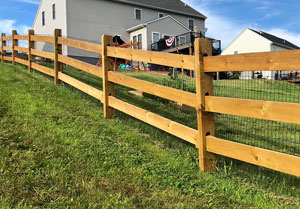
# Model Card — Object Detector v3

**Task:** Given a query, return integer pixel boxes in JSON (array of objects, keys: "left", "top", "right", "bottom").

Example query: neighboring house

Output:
[
  {"left": 222, "top": 28, "right": 300, "bottom": 79},
  {"left": 33, "top": 0, "right": 207, "bottom": 64}
]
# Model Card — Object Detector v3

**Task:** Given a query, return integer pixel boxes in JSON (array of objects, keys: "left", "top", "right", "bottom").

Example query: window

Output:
[
  {"left": 133, "top": 35, "right": 137, "bottom": 49},
  {"left": 42, "top": 11, "right": 45, "bottom": 26},
  {"left": 152, "top": 32, "right": 160, "bottom": 43},
  {"left": 135, "top": 9, "right": 141, "bottom": 20},
  {"left": 138, "top": 34, "right": 142, "bottom": 49},
  {"left": 179, "top": 36, "right": 186, "bottom": 45},
  {"left": 188, "top": 19, "right": 194, "bottom": 31},
  {"left": 158, "top": 13, "right": 164, "bottom": 18},
  {"left": 234, "top": 51, "right": 239, "bottom": 54},
  {"left": 52, "top": 4, "right": 56, "bottom": 20}
]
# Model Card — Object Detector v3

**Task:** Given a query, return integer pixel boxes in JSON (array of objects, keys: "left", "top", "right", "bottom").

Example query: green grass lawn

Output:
[{"left": 1, "top": 63, "right": 300, "bottom": 208}]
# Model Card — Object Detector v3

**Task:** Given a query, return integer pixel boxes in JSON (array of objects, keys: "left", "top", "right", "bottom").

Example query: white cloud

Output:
[
  {"left": 0, "top": 19, "right": 31, "bottom": 35},
  {"left": 182, "top": 0, "right": 247, "bottom": 48},
  {"left": 182, "top": 0, "right": 300, "bottom": 48}
]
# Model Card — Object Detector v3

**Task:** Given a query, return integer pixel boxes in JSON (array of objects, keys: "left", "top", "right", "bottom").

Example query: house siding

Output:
[
  {"left": 66, "top": 0, "right": 205, "bottom": 57},
  {"left": 33, "top": 0, "right": 67, "bottom": 55},
  {"left": 146, "top": 17, "right": 189, "bottom": 49}
]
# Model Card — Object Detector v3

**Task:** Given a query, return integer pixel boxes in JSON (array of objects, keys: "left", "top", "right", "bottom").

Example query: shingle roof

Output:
[
  {"left": 115, "top": 0, "right": 206, "bottom": 18},
  {"left": 249, "top": 28, "right": 300, "bottom": 49}
]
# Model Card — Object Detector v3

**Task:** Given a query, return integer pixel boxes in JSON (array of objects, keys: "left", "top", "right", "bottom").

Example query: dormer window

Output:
[
  {"left": 52, "top": 4, "right": 56, "bottom": 20},
  {"left": 189, "top": 19, "right": 194, "bottom": 31},
  {"left": 158, "top": 13, "right": 164, "bottom": 18},
  {"left": 135, "top": 9, "right": 142, "bottom": 20},
  {"left": 42, "top": 11, "right": 45, "bottom": 26}
]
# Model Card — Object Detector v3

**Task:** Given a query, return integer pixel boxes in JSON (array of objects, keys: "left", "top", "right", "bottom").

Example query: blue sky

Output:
[{"left": 1, "top": 0, "right": 300, "bottom": 48}]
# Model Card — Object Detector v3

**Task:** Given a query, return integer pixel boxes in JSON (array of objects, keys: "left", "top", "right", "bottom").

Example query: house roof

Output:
[
  {"left": 112, "top": 0, "right": 206, "bottom": 19},
  {"left": 127, "top": 15, "right": 190, "bottom": 32},
  {"left": 249, "top": 28, "right": 300, "bottom": 49}
]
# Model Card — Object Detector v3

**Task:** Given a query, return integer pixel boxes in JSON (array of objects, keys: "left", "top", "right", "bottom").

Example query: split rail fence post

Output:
[
  {"left": 28, "top": 29, "right": 34, "bottom": 72},
  {"left": 195, "top": 38, "right": 216, "bottom": 171},
  {"left": 101, "top": 35, "right": 115, "bottom": 119},
  {"left": 54, "top": 29, "right": 62, "bottom": 85},
  {"left": 1, "top": 33, "right": 6, "bottom": 63},
  {"left": 12, "top": 30, "right": 18, "bottom": 65}
]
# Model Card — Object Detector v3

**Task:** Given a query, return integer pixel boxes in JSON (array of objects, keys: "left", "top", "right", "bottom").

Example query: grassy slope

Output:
[{"left": 0, "top": 63, "right": 300, "bottom": 208}]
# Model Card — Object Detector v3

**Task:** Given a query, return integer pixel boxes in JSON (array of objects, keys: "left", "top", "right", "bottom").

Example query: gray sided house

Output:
[{"left": 33, "top": 0, "right": 207, "bottom": 64}]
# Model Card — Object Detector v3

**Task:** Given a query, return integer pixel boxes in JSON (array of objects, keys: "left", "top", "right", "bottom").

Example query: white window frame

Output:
[
  {"left": 52, "top": 3, "right": 56, "bottom": 20},
  {"left": 152, "top": 32, "right": 160, "bottom": 43},
  {"left": 42, "top": 11, "right": 45, "bottom": 26},
  {"left": 134, "top": 8, "right": 142, "bottom": 20},
  {"left": 178, "top": 36, "right": 186, "bottom": 45},
  {"left": 188, "top": 18, "right": 194, "bottom": 31},
  {"left": 158, "top": 13, "right": 164, "bottom": 18}
]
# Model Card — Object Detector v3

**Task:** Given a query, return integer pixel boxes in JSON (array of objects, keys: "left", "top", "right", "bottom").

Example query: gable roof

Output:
[
  {"left": 249, "top": 28, "right": 300, "bottom": 49},
  {"left": 111, "top": 0, "right": 206, "bottom": 19},
  {"left": 127, "top": 15, "right": 190, "bottom": 32}
]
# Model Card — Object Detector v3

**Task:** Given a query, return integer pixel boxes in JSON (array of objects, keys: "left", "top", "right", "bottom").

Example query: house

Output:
[
  {"left": 222, "top": 28, "right": 300, "bottom": 79},
  {"left": 33, "top": 0, "right": 207, "bottom": 64}
]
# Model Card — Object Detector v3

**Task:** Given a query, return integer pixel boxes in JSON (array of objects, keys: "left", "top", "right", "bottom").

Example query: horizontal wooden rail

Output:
[
  {"left": 15, "top": 46, "right": 29, "bottom": 53},
  {"left": 31, "top": 49, "right": 54, "bottom": 60},
  {"left": 108, "top": 96, "right": 197, "bottom": 145},
  {"left": 31, "top": 35, "right": 54, "bottom": 43},
  {"left": 2, "top": 36, "right": 12, "bottom": 41},
  {"left": 15, "top": 35, "right": 28, "bottom": 40},
  {"left": 204, "top": 49, "right": 300, "bottom": 72},
  {"left": 107, "top": 47, "right": 195, "bottom": 70},
  {"left": 15, "top": 57, "right": 28, "bottom": 66},
  {"left": 206, "top": 136, "right": 300, "bottom": 177},
  {"left": 58, "top": 55, "right": 102, "bottom": 78},
  {"left": 205, "top": 96, "right": 300, "bottom": 125},
  {"left": 32, "top": 62, "right": 54, "bottom": 77},
  {"left": 3, "top": 56, "right": 12, "bottom": 61},
  {"left": 108, "top": 72, "right": 197, "bottom": 107},
  {"left": 58, "top": 72, "right": 103, "bottom": 100},
  {"left": 3, "top": 46, "right": 12, "bottom": 51},
  {"left": 58, "top": 37, "right": 102, "bottom": 54}
]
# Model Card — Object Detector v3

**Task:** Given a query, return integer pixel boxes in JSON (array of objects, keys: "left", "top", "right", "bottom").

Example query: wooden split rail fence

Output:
[{"left": 1, "top": 29, "right": 300, "bottom": 177}]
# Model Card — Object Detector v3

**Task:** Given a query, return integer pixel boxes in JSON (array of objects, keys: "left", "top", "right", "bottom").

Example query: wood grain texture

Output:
[
  {"left": 15, "top": 35, "right": 28, "bottom": 40},
  {"left": 31, "top": 63, "right": 54, "bottom": 77},
  {"left": 12, "top": 30, "right": 18, "bottom": 65},
  {"left": 204, "top": 49, "right": 300, "bottom": 72},
  {"left": 195, "top": 38, "right": 216, "bottom": 172},
  {"left": 15, "top": 57, "right": 28, "bottom": 66},
  {"left": 206, "top": 136, "right": 300, "bottom": 177},
  {"left": 3, "top": 46, "right": 12, "bottom": 51},
  {"left": 3, "top": 56, "right": 13, "bottom": 61},
  {"left": 108, "top": 71, "right": 197, "bottom": 107},
  {"left": 14, "top": 46, "right": 29, "bottom": 53},
  {"left": 58, "top": 37, "right": 102, "bottom": 54},
  {"left": 2, "top": 36, "right": 12, "bottom": 41},
  {"left": 54, "top": 29, "right": 62, "bottom": 85},
  {"left": 102, "top": 35, "right": 115, "bottom": 119},
  {"left": 58, "top": 55, "right": 102, "bottom": 78},
  {"left": 58, "top": 72, "right": 103, "bottom": 101},
  {"left": 28, "top": 30, "right": 34, "bottom": 72},
  {"left": 107, "top": 46, "right": 195, "bottom": 70},
  {"left": 206, "top": 96, "right": 300, "bottom": 125},
  {"left": 31, "top": 49, "right": 54, "bottom": 60},
  {"left": 108, "top": 96, "right": 197, "bottom": 145},
  {"left": 31, "top": 35, "right": 54, "bottom": 43}
]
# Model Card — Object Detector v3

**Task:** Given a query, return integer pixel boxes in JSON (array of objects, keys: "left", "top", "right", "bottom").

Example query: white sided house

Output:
[
  {"left": 222, "top": 28, "right": 300, "bottom": 80},
  {"left": 33, "top": 0, "right": 207, "bottom": 64}
]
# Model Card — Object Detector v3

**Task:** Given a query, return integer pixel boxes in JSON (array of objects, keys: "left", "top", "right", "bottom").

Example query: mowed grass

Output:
[{"left": 0, "top": 63, "right": 300, "bottom": 208}]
